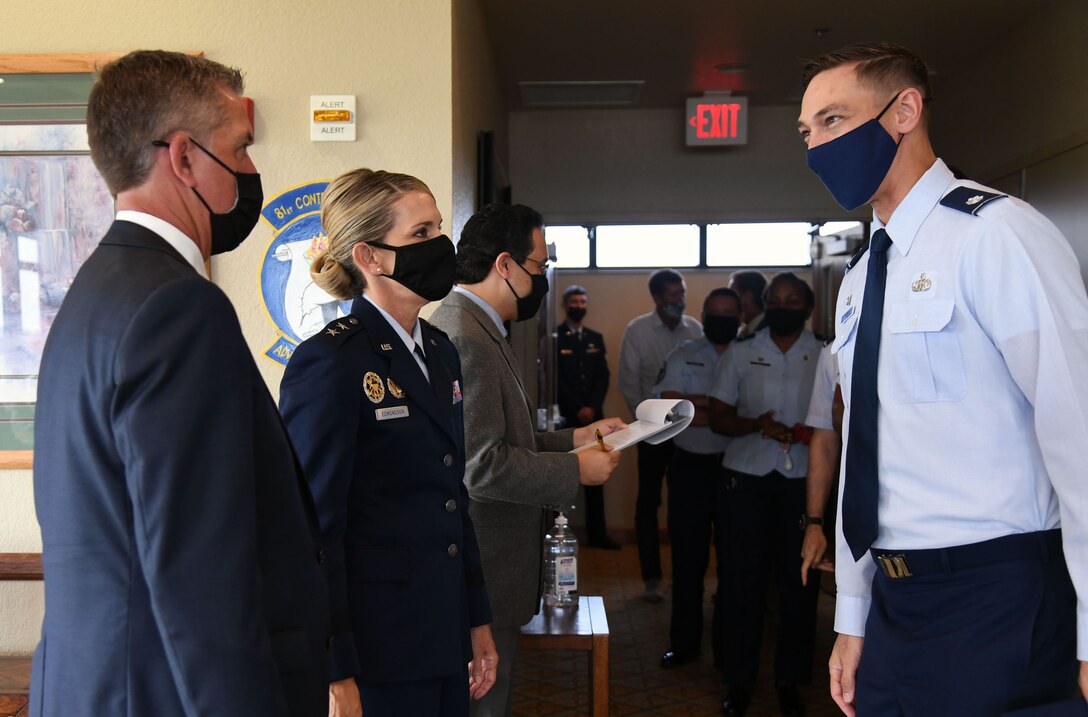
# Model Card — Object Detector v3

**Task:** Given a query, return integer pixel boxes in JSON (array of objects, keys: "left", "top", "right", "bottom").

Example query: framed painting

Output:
[{"left": 0, "top": 54, "right": 120, "bottom": 469}]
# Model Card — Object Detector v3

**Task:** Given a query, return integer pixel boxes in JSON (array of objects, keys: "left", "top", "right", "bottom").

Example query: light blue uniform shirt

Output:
[
  {"left": 709, "top": 328, "right": 820, "bottom": 479},
  {"left": 804, "top": 344, "right": 838, "bottom": 431},
  {"left": 654, "top": 336, "right": 731, "bottom": 455},
  {"left": 831, "top": 159, "right": 1088, "bottom": 659}
]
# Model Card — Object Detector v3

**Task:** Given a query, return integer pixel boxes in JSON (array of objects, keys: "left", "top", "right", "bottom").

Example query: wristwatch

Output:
[{"left": 799, "top": 514, "right": 824, "bottom": 529}]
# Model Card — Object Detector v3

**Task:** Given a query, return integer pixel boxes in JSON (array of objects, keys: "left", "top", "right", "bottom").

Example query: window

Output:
[
  {"left": 545, "top": 225, "right": 590, "bottom": 268},
  {"left": 706, "top": 222, "right": 812, "bottom": 267},
  {"left": 595, "top": 224, "right": 699, "bottom": 268}
]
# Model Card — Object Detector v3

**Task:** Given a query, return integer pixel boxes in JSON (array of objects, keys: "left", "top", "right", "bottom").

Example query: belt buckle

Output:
[{"left": 877, "top": 554, "right": 913, "bottom": 579}]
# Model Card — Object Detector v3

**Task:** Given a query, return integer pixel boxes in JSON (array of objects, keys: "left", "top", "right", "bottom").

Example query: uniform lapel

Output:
[{"left": 352, "top": 298, "right": 455, "bottom": 441}]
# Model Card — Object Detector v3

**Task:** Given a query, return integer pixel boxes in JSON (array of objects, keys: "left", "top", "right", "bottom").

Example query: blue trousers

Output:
[
  {"left": 360, "top": 672, "right": 469, "bottom": 717},
  {"left": 857, "top": 531, "right": 1078, "bottom": 716}
]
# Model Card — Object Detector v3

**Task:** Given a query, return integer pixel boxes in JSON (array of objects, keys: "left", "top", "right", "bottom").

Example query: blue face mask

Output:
[{"left": 806, "top": 93, "right": 902, "bottom": 211}]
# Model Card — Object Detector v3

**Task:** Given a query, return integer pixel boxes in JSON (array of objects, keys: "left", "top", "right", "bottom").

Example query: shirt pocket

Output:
[{"left": 886, "top": 299, "right": 966, "bottom": 403}]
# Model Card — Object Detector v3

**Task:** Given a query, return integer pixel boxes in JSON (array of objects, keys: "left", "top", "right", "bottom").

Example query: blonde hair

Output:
[{"left": 311, "top": 168, "right": 433, "bottom": 300}]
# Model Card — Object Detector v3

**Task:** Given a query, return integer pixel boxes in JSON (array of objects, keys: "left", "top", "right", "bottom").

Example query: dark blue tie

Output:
[{"left": 843, "top": 228, "right": 892, "bottom": 561}]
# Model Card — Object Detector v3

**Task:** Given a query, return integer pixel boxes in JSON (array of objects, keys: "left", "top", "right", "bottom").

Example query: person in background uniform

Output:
[
  {"left": 430, "top": 203, "right": 625, "bottom": 717},
  {"left": 618, "top": 268, "right": 704, "bottom": 602},
  {"left": 709, "top": 273, "right": 822, "bottom": 717},
  {"left": 729, "top": 270, "right": 768, "bottom": 338},
  {"left": 279, "top": 169, "right": 497, "bottom": 717},
  {"left": 655, "top": 287, "right": 741, "bottom": 669},
  {"left": 799, "top": 344, "right": 842, "bottom": 587},
  {"left": 799, "top": 41, "right": 1088, "bottom": 717},
  {"left": 557, "top": 284, "right": 619, "bottom": 549},
  {"left": 30, "top": 51, "right": 330, "bottom": 717}
]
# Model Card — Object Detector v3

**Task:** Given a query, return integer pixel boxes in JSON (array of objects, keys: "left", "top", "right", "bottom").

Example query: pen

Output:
[{"left": 595, "top": 429, "right": 607, "bottom": 451}]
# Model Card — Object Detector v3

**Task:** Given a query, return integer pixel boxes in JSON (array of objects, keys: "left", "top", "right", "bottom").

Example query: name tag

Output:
[
  {"left": 560, "top": 349, "right": 574, "bottom": 355},
  {"left": 375, "top": 406, "right": 409, "bottom": 421}
]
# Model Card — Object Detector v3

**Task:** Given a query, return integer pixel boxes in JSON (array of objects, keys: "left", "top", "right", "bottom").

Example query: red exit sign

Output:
[{"left": 685, "top": 96, "right": 748, "bottom": 146}]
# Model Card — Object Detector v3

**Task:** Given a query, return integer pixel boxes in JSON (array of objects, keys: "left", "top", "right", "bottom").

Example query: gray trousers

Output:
[{"left": 468, "top": 625, "right": 521, "bottom": 717}]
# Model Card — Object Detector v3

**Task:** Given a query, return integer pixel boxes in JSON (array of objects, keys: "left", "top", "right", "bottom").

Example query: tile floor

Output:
[{"left": 512, "top": 543, "right": 840, "bottom": 716}]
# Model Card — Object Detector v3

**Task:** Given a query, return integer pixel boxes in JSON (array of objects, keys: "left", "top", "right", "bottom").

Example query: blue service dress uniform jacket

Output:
[
  {"left": 556, "top": 324, "right": 609, "bottom": 424},
  {"left": 31, "top": 221, "right": 331, "bottom": 717},
  {"left": 279, "top": 296, "right": 492, "bottom": 685}
]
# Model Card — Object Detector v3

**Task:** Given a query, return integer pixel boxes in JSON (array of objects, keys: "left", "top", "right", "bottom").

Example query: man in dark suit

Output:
[
  {"left": 30, "top": 51, "right": 329, "bottom": 717},
  {"left": 556, "top": 284, "right": 619, "bottom": 549}
]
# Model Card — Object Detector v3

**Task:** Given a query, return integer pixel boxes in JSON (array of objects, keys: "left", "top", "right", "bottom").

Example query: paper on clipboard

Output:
[{"left": 571, "top": 398, "right": 695, "bottom": 453}]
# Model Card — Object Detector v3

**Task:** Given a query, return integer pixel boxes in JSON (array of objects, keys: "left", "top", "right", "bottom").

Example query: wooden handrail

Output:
[{"left": 0, "top": 554, "right": 42, "bottom": 581}]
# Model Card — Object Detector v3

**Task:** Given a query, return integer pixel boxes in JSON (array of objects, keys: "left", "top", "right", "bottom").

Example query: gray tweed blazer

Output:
[{"left": 430, "top": 290, "right": 580, "bottom": 628}]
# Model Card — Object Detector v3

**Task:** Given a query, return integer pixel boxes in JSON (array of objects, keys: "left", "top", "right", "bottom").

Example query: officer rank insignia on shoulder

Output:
[
  {"left": 364, "top": 371, "right": 385, "bottom": 403},
  {"left": 321, "top": 315, "right": 360, "bottom": 340},
  {"left": 939, "top": 186, "right": 1008, "bottom": 216}
]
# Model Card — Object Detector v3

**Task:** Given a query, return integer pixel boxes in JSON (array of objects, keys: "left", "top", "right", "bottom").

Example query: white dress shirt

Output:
[
  {"left": 618, "top": 310, "right": 703, "bottom": 416},
  {"left": 831, "top": 159, "right": 1088, "bottom": 659},
  {"left": 115, "top": 210, "right": 206, "bottom": 279},
  {"left": 710, "top": 328, "right": 820, "bottom": 478},
  {"left": 453, "top": 285, "right": 507, "bottom": 337},
  {"left": 653, "top": 336, "right": 731, "bottom": 455},
  {"left": 362, "top": 293, "right": 428, "bottom": 382}
]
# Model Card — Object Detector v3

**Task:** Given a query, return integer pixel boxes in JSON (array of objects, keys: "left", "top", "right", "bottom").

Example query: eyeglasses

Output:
[{"left": 523, "top": 256, "right": 550, "bottom": 274}]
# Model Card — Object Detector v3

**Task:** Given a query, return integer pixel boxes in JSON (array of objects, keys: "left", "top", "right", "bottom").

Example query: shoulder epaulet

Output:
[
  {"left": 314, "top": 314, "right": 363, "bottom": 345},
  {"left": 420, "top": 317, "right": 448, "bottom": 340},
  {"left": 822, "top": 335, "right": 834, "bottom": 347},
  {"left": 813, "top": 332, "right": 829, "bottom": 344},
  {"left": 939, "top": 186, "right": 1008, "bottom": 216},
  {"left": 846, "top": 239, "right": 869, "bottom": 271}
]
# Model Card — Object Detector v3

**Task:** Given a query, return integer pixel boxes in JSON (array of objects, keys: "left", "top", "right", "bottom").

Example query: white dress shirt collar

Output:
[
  {"left": 115, "top": 210, "right": 207, "bottom": 279},
  {"left": 453, "top": 285, "right": 508, "bottom": 338},
  {"left": 876, "top": 158, "right": 954, "bottom": 258},
  {"left": 362, "top": 293, "right": 424, "bottom": 354}
]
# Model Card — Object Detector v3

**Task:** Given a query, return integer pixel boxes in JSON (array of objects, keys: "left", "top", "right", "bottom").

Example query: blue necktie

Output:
[{"left": 843, "top": 228, "right": 892, "bottom": 561}]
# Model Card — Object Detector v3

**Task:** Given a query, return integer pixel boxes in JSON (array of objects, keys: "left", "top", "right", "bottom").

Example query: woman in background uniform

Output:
[{"left": 280, "top": 168, "right": 497, "bottom": 717}]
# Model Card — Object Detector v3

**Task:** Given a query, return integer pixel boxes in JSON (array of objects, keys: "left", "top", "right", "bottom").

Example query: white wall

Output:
[{"left": 0, "top": 0, "right": 458, "bottom": 655}]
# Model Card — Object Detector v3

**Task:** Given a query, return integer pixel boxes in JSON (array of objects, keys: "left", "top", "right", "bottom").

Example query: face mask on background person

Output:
[
  {"left": 368, "top": 234, "right": 456, "bottom": 301},
  {"left": 703, "top": 315, "right": 739, "bottom": 345},
  {"left": 566, "top": 307, "right": 586, "bottom": 323},
  {"left": 505, "top": 260, "right": 549, "bottom": 321},
  {"left": 806, "top": 92, "right": 903, "bottom": 211},
  {"left": 659, "top": 300, "right": 686, "bottom": 320},
  {"left": 763, "top": 308, "right": 808, "bottom": 337}
]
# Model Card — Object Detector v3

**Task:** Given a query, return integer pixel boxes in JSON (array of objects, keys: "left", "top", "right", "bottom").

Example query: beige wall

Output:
[{"left": 0, "top": 0, "right": 459, "bottom": 655}]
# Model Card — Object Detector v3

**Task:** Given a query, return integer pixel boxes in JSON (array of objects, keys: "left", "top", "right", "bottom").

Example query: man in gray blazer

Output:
[{"left": 430, "top": 203, "right": 623, "bottom": 717}]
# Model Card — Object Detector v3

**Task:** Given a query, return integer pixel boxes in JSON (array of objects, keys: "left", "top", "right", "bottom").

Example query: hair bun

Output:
[{"left": 310, "top": 250, "right": 355, "bottom": 300}]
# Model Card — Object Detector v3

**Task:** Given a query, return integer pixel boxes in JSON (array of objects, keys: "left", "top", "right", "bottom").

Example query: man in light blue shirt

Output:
[
  {"left": 799, "top": 41, "right": 1088, "bottom": 716},
  {"left": 654, "top": 287, "right": 740, "bottom": 670}
]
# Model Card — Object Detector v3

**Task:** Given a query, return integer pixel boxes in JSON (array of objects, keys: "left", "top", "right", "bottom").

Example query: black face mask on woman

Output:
[
  {"left": 764, "top": 308, "right": 808, "bottom": 337},
  {"left": 368, "top": 234, "right": 456, "bottom": 301},
  {"left": 505, "top": 260, "right": 550, "bottom": 321},
  {"left": 703, "top": 315, "right": 739, "bottom": 345}
]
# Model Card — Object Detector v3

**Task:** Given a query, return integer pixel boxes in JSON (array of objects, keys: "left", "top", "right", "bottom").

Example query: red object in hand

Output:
[{"left": 791, "top": 423, "right": 813, "bottom": 445}]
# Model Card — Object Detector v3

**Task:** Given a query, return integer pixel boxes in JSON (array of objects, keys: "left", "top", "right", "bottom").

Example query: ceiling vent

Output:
[{"left": 518, "top": 80, "right": 645, "bottom": 107}]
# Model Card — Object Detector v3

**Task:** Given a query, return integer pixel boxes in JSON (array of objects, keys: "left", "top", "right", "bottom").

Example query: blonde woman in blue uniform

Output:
[{"left": 280, "top": 169, "right": 497, "bottom": 717}]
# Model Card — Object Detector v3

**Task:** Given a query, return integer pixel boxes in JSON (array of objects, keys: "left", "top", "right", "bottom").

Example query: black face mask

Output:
[
  {"left": 703, "top": 315, "right": 739, "bottom": 345},
  {"left": 566, "top": 307, "right": 587, "bottom": 323},
  {"left": 505, "top": 260, "right": 549, "bottom": 321},
  {"left": 764, "top": 308, "right": 808, "bottom": 337},
  {"left": 153, "top": 137, "right": 264, "bottom": 255},
  {"left": 369, "top": 234, "right": 456, "bottom": 301}
]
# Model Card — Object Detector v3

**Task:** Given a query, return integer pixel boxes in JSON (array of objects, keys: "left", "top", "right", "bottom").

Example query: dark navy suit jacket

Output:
[
  {"left": 279, "top": 296, "right": 491, "bottom": 685},
  {"left": 556, "top": 323, "right": 609, "bottom": 425},
  {"left": 31, "top": 221, "right": 330, "bottom": 716}
]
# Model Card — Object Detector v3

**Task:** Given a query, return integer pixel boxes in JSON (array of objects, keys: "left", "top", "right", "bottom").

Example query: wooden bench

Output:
[
  {"left": 520, "top": 595, "right": 609, "bottom": 717},
  {"left": 0, "top": 553, "right": 41, "bottom": 717}
]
